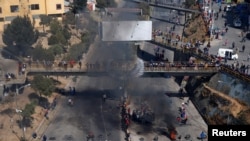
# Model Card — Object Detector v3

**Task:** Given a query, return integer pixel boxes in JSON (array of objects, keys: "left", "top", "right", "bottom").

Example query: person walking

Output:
[
  {"left": 225, "top": 27, "right": 228, "bottom": 32},
  {"left": 242, "top": 45, "right": 245, "bottom": 52},
  {"left": 232, "top": 42, "right": 235, "bottom": 48},
  {"left": 224, "top": 21, "right": 227, "bottom": 27}
]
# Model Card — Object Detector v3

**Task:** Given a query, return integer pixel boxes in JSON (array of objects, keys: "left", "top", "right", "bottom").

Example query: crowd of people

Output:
[
  {"left": 144, "top": 60, "right": 218, "bottom": 71},
  {"left": 151, "top": 14, "right": 250, "bottom": 82}
]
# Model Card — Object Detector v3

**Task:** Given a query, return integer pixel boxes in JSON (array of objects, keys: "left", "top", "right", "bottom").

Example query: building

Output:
[{"left": 0, "top": 0, "right": 65, "bottom": 32}]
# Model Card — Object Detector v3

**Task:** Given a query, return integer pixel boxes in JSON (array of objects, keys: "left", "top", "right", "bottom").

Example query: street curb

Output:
[
  {"left": 28, "top": 96, "right": 64, "bottom": 141},
  {"left": 28, "top": 76, "right": 79, "bottom": 141}
]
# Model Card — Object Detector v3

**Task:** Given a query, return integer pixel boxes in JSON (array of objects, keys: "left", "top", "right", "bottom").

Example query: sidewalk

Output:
[
  {"left": 28, "top": 77, "right": 77, "bottom": 141},
  {"left": 29, "top": 96, "right": 63, "bottom": 141}
]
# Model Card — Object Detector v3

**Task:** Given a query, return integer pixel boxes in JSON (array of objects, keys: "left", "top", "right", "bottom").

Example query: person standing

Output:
[
  {"left": 78, "top": 61, "right": 82, "bottom": 69},
  {"left": 225, "top": 27, "right": 228, "bottom": 32},
  {"left": 43, "top": 135, "right": 47, "bottom": 141},
  {"left": 199, "top": 131, "right": 207, "bottom": 140},
  {"left": 236, "top": 47, "right": 239, "bottom": 54},
  {"left": 10, "top": 118, "right": 13, "bottom": 128}
]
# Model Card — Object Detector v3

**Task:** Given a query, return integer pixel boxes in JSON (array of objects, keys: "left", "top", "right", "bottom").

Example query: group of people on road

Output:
[
  {"left": 67, "top": 86, "right": 76, "bottom": 106},
  {"left": 177, "top": 102, "right": 188, "bottom": 125},
  {"left": 120, "top": 97, "right": 131, "bottom": 141}
]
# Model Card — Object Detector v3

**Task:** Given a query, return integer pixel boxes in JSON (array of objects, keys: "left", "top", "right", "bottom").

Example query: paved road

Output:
[
  {"left": 43, "top": 1, "right": 208, "bottom": 141},
  {"left": 200, "top": 2, "right": 250, "bottom": 68},
  {"left": 43, "top": 75, "right": 207, "bottom": 141},
  {"left": 43, "top": 77, "right": 124, "bottom": 141}
]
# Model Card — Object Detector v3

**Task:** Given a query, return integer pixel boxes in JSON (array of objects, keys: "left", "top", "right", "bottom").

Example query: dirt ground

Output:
[
  {"left": 203, "top": 84, "right": 249, "bottom": 117},
  {"left": 202, "top": 84, "right": 250, "bottom": 124},
  {"left": 0, "top": 9, "right": 92, "bottom": 141},
  {"left": 0, "top": 76, "right": 70, "bottom": 141}
]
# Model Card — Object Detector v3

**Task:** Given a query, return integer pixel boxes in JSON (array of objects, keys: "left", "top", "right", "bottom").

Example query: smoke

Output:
[
  {"left": 81, "top": 1, "right": 146, "bottom": 85},
  {"left": 83, "top": 0, "right": 180, "bottom": 113}
]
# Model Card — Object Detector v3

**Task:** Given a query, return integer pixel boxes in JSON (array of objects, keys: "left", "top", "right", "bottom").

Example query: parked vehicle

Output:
[
  {"left": 233, "top": 18, "right": 242, "bottom": 27},
  {"left": 226, "top": 5, "right": 232, "bottom": 11},
  {"left": 217, "top": 48, "right": 238, "bottom": 60}
]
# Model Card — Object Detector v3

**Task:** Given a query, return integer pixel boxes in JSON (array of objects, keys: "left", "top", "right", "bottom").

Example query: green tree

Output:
[
  {"left": 32, "top": 46, "right": 55, "bottom": 61},
  {"left": 31, "top": 74, "right": 55, "bottom": 98},
  {"left": 39, "top": 15, "right": 52, "bottom": 33},
  {"left": 48, "top": 35, "right": 59, "bottom": 45},
  {"left": 65, "top": 42, "right": 86, "bottom": 61},
  {"left": 55, "top": 30, "right": 67, "bottom": 45},
  {"left": 62, "top": 12, "right": 76, "bottom": 25},
  {"left": 70, "top": 0, "right": 87, "bottom": 14},
  {"left": 62, "top": 25, "right": 71, "bottom": 41},
  {"left": 49, "top": 20, "right": 71, "bottom": 45},
  {"left": 81, "top": 32, "right": 90, "bottom": 43},
  {"left": 21, "top": 101, "right": 37, "bottom": 118},
  {"left": 48, "top": 44, "right": 64, "bottom": 56},
  {"left": 2, "top": 16, "right": 39, "bottom": 55},
  {"left": 50, "top": 19, "right": 62, "bottom": 35}
]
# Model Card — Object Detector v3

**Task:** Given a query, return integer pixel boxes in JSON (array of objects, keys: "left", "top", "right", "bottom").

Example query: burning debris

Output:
[{"left": 131, "top": 102, "right": 155, "bottom": 124}]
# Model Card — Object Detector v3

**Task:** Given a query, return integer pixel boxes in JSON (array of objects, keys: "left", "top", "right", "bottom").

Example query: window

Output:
[
  {"left": 10, "top": 5, "right": 19, "bottom": 13},
  {"left": 0, "top": 18, "right": 4, "bottom": 22},
  {"left": 30, "top": 4, "right": 39, "bottom": 10},
  {"left": 0, "top": 7, "right": 2, "bottom": 14},
  {"left": 56, "top": 4, "right": 62, "bottom": 10}
]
